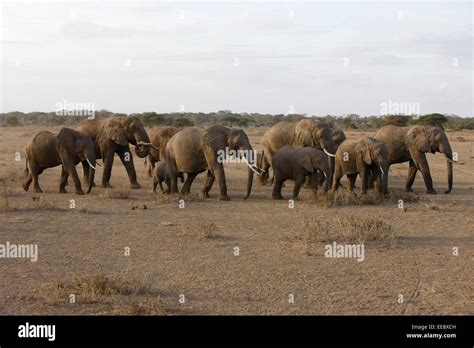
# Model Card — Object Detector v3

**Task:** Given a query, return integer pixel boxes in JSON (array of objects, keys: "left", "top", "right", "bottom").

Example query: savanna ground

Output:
[{"left": 0, "top": 126, "right": 473, "bottom": 315}]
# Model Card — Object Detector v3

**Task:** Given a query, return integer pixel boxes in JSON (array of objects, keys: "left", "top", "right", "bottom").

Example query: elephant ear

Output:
[
  {"left": 407, "top": 127, "right": 431, "bottom": 153},
  {"left": 300, "top": 152, "right": 315, "bottom": 173},
  {"left": 294, "top": 120, "right": 316, "bottom": 147},
  {"left": 203, "top": 125, "right": 228, "bottom": 152},
  {"left": 101, "top": 118, "right": 128, "bottom": 146}
]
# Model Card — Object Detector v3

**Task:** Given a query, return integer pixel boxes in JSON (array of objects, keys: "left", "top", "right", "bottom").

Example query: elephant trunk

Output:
[
  {"left": 445, "top": 158, "right": 453, "bottom": 194},
  {"left": 241, "top": 145, "right": 257, "bottom": 200},
  {"left": 439, "top": 139, "right": 453, "bottom": 194},
  {"left": 85, "top": 155, "right": 96, "bottom": 194}
]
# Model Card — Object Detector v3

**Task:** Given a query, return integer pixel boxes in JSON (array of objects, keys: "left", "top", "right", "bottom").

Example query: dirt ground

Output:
[{"left": 0, "top": 126, "right": 473, "bottom": 315}]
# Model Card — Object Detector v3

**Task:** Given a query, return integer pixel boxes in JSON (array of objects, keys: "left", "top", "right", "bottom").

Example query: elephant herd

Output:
[{"left": 21, "top": 116, "right": 457, "bottom": 201}]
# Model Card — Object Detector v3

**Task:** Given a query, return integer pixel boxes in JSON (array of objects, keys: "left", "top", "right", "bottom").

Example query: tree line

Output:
[{"left": 1, "top": 110, "right": 473, "bottom": 130}]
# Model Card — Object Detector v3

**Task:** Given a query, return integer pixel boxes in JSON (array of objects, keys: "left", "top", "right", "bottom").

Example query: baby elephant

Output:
[
  {"left": 152, "top": 161, "right": 184, "bottom": 193},
  {"left": 333, "top": 137, "right": 389, "bottom": 194},
  {"left": 272, "top": 145, "right": 331, "bottom": 200},
  {"left": 23, "top": 128, "right": 97, "bottom": 195}
]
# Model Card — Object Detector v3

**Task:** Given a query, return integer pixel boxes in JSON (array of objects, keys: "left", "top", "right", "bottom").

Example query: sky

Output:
[{"left": 1, "top": 0, "right": 473, "bottom": 116}]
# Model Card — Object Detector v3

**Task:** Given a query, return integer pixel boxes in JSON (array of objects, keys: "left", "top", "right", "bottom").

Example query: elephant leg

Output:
[
  {"left": 258, "top": 152, "right": 272, "bottom": 185},
  {"left": 202, "top": 170, "right": 215, "bottom": 198},
  {"left": 22, "top": 174, "right": 33, "bottom": 191},
  {"left": 152, "top": 177, "right": 158, "bottom": 193},
  {"left": 22, "top": 159, "right": 33, "bottom": 191},
  {"left": 31, "top": 165, "right": 43, "bottom": 193},
  {"left": 82, "top": 160, "right": 90, "bottom": 183},
  {"left": 204, "top": 150, "right": 229, "bottom": 201},
  {"left": 413, "top": 153, "right": 436, "bottom": 194},
  {"left": 405, "top": 160, "right": 418, "bottom": 192},
  {"left": 332, "top": 165, "right": 343, "bottom": 192},
  {"left": 163, "top": 177, "right": 171, "bottom": 193},
  {"left": 347, "top": 174, "right": 357, "bottom": 192},
  {"left": 101, "top": 149, "right": 115, "bottom": 188},
  {"left": 117, "top": 146, "right": 140, "bottom": 189},
  {"left": 293, "top": 174, "right": 305, "bottom": 200},
  {"left": 167, "top": 160, "right": 179, "bottom": 194},
  {"left": 304, "top": 175, "right": 311, "bottom": 188},
  {"left": 272, "top": 174, "right": 284, "bottom": 200},
  {"left": 181, "top": 172, "right": 198, "bottom": 195},
  {"left": 59, "top": 166, "right": 69, "bottom": 193},
  {"left": 62, "top": 157, "right": 84, "bottom": 195}
]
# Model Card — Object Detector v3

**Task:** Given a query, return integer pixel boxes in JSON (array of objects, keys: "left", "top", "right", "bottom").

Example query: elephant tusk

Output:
[
  {"left": 323, "top": 148, "right": 336, "bottom": 157},
  {"left": 379, "top": 166, "right": 385, "bottom": 175},
  {"left": 443, "top": 154, "right": 464, "bottom": 164},
  {"left": 86, "top": 158, "right": 96, "bottom": 170},
  {"left": 241, "top": 157, "right": 261, "bottom": 176},
  {"left": 323, "top": 171, "right": 327, "bottom": 178},
  {"left": 137, "top": 141, "right": 159, "bottom": 149}
]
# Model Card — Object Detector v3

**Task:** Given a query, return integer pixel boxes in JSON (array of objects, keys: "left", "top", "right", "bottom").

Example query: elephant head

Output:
[
  {"left": 428, "top": 127, "right": 454, "bottom": 193},
  {"left": 294, "top": 119, "right": 336, "bottom": 186},
  {"left": 57, "top": 128, "right": 97, "bottom": 193},
  {"left": 356, "top": 137, "right": 389, "bottom": 194},
  {"left": 99, "top": 116, "right": 157, "bottom": 158},
  {"left": 407, "top": 126, "right": 453, "bottom": 194},
  {"left": 298, "top": 148, "right": 331, "bottom": 193},
  {"left": 332, "top": 128, "right": 347, "bottom": 150}
]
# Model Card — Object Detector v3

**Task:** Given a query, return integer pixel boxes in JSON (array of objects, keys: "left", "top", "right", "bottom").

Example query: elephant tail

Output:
[{"left": 24, "top": 156, "right": 29, "bottom": 176}]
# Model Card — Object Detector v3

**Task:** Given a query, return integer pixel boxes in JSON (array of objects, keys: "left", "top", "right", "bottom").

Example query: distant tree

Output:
[
  {"left": 173, "top": 118, "right": 194, "bottom": 128},
  {"left": 383, "top": 115, "right": 411, "bottom": 127},
  {"left": 414, "top": 113, "right": 448, "bottom": 129},
  {"left": 222, "top": 116, "right": 240, "bottom": 127},
  {"left": 341, "top": 116, "right": 358, "bottom": 129},
  {"left": 5, "top": 115, "right": 20, "bottom": 126}
]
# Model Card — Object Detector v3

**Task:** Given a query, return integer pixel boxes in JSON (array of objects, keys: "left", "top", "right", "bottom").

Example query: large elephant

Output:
[
  {"left": 271, "top": 145, "right": 331, "bottom": 200},
  {"left": 165, "top": 125, "right": 259, "bottom": 201},
  {"left": 22, "top": 128, "right": 97, "bottom": 194},
  {"left": 77, "top": 116, "right": 156, "bottom": 189},
  {"left": 259, "top": 119, "right": 336, "bottom": 185},
  {"left": 333, "top": 137, "right": 389, "bottom": 194},
  {"left": 145, "top": 127, "right": 179, "bottom": 177},
  {"left": 374, "top": 125, "right": 455, "bottom": 194}
]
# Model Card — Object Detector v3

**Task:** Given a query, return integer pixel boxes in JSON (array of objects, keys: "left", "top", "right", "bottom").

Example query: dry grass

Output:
[
  {"left": 29, "top": 196, "right": 61, "bottom": 210},
  {"left": 0, "top": 178, "right": 10, "bottom": 212},
  {"left": 303, "top": 214, "right": 396, "bottom": 249},
  {"left": 196, "top": 221, "right": 218, "bottom": 239},
  {"left": 151, "top": 192, "right": 204, "bottom": 204},
  {"left": 103, "top": 187, "right": 130, "bottom": 199},
  {"left": 303, "top": 188, "right": 420, "bottom": 207},
  {"left": 28, "top": 273, "right": 166, "bottom": 315}
]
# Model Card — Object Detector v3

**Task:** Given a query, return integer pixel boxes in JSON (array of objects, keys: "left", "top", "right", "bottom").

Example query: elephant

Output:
[
  {"left": 332, "top": 128, "right": 347, "bottom": 149},
  {"left": 271, "top": 145, "right": 331, "bottom": 200},
  {"left": 152, "top": 161, "right": 184, "bottom": 193},
  {"left": 22, "top": 128, "right": 97, "bottom": 195},
  {"left": 77, "top": 116, "right": 157, "bottom": 189},
  {"left": 165, "top": 125, "right": 259, "bottom": 201},
  {"left": 374, "top": 125, "right": 455, "bottom": 194},
  {"left": 333, "top": 137, "right": 389, "bottom": 194},
  {"left": 145, "top": 127, "right": 179, "bottom": 177},
  {"left": 258, "top": 119, "right": 336, "bottom": 186}
]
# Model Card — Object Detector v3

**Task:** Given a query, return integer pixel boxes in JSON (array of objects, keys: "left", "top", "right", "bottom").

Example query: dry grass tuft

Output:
[
  {"left": 303, "top": 214, "right": 396, "bottom": 251},
  {"left": 0, "top": 178, "right": 10, "bottom": 212},
  {"left": 303, "top": 188, "right": 420, "bottom": 207},
  {"left": 30, "top": 196, "right": 60, "bottom": 210},
  {"left": 196, "top": 222, "right": 218, "bottom": 239},
  {"left": 103, "top": 187, "right": 130, "bottom": 199},
  {"left": 151, "top": 192, "right": 204, "bottom": 204},
  {"left": 28, "top": 273, "right": 165, "bottom": 315}
]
